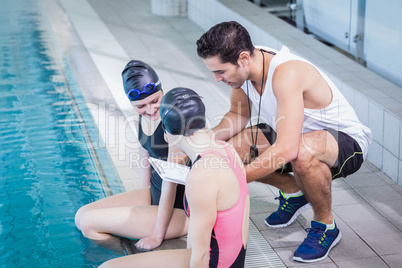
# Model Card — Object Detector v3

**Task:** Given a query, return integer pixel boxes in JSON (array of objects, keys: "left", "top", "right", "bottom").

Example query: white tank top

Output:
[{"left": 242, "top": 45, "right": 372, "bottom": 158}]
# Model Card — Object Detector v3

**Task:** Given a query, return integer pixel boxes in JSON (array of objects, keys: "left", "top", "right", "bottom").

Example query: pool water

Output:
[{"left": 0, "top": 0, "right": 124, "bottom": 267}]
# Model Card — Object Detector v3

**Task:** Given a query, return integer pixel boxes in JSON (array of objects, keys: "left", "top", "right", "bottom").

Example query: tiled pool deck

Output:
[{"left": 43, "top": 0, "right": 402, "bottom": 267}]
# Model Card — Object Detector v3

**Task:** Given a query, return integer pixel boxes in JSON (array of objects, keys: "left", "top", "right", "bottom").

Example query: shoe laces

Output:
[
  {"left": 275, "top": 195, "right": 286, "bottom": 209},
  {"left": 303, "top": 227, "right": 326, "bottom": 247},
  {"left": 275, "top": 194, "right": 295, "bottom": 213}
]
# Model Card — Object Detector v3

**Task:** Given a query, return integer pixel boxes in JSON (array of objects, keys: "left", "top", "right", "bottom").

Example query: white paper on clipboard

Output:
[{"left": 148, "top": 157, "right": 190, "bottom": 185}]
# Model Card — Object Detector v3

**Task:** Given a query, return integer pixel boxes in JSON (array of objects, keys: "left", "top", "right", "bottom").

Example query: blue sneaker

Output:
[
  {"left": 293, "top": 220, "right": 342, "bottom": 263},
  {"left": 265, "top": 190, "right": 311, "bottom": 228}
]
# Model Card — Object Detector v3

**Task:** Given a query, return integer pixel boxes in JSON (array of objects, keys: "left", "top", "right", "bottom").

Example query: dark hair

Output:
[
  {"left": 196, "top": 21, "right": 255, "bottom": 65},
  {"left": 121, "top": 60, "right": 162, "bottom": 101},
  {"left": 160, "top": 87, "right": 206, "bottom": 136}
]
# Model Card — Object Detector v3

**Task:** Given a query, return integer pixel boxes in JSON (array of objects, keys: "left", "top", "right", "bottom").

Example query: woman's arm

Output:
[
  {"left": 135, "top": 180, "right": 178, "bottom": 250},
  {"left": 138, "top": 145, "right": 152, "bottom": 188},
  {"left": 135, "top": 145, "right": 188, "bottom": 250},
  {"left": 186, "top": 170, "right": 219, "bottom": 268}
]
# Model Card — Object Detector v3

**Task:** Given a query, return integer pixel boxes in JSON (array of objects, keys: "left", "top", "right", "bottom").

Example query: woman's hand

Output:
[{"left": 135, "top": 235, "right": 163, "bottom": 251}]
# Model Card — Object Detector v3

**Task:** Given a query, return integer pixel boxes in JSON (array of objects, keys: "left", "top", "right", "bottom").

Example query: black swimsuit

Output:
[{"left": 138, "top": 115, "right": 185, "bottom": 209}]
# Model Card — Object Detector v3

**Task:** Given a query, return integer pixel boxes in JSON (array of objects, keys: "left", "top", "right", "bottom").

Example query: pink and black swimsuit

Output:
[{"left": 185, "top": 145, "right": 248, "bottom": 268}]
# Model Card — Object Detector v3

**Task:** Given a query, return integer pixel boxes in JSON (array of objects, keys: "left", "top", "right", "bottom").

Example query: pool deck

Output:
[{"left": 45, "top": 0, "right": 402, "bottom": 267}]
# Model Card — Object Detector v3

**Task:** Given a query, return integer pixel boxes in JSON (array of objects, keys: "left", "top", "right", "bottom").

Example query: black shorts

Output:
[
  {"left": 326, "top": 129, "right": 364, "bottom": 179},
  {"left": 255, "top": 123, "right": 292, "bottom": 174},
  {"left": 255, "top": 124, "right": 364, "bottom": 178},
  {"left": 255, "top": 123, "right": 276, "bottom": 145}
]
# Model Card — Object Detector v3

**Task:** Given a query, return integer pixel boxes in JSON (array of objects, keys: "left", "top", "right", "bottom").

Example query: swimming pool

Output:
[{"left": 0, "top": 0, "right": 124, "bottom": 266}]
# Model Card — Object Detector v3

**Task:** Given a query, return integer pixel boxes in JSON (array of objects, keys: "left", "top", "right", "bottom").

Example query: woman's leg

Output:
[
  {"left": 79, "top": 206, "right": 188, "bottom": 242},
  {"left": 99, "top": 248, "right": 191, "bottom": 268},
  {"left": 75, "top": 187, "right": 189, "bottom": 253},
  {"left": 74, "top": 188, "right": 152, "bottom": 253},
  {"left": 75, "top": 187, "right": 152, "bottom": 230}
]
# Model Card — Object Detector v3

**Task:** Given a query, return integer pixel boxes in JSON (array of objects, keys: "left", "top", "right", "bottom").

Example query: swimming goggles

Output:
[{"left": 126, "top": 80, "right": 161, "bottom": 101}]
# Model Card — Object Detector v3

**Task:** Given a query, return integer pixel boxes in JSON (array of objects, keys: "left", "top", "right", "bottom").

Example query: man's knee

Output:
[
  {"left": 227, "top": 128, "right": 253, "bottom": 150},
  {"left": 291, "top": 143, "right": 315, "bottom": 176},
  {"left": 227, "top": 134, "right": 240, "bottom": 150}
]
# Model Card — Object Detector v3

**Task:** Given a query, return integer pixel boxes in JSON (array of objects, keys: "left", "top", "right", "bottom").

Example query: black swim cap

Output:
[
  {"left": 160, "top": 87, "right": 206, "bottom": 136},
  {"left": 121, "top": 60, "right": 162, "bottom": 101}
]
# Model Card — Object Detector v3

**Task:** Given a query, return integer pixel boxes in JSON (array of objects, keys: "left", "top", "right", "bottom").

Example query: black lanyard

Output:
[{"left": 247, "top": 49, "right": 267, "bottom": 160}]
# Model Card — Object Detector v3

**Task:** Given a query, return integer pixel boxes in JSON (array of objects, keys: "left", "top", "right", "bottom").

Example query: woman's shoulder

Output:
[
  {"left": 188, "top": 156, "right": 222, "bottom": 177},
  {"left": 186, "top": 164, "right": 220, "bottom": 198},
  {"left": 188, "top": 154, "right": 230, "bottom": 182}
]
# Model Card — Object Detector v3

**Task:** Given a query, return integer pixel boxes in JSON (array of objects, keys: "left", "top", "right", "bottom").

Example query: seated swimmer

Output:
[
  {"left": 100, "top": 87, "right": 250, "bottom": 268},
  {"left": 75, "top": 60, "right": 189, "bottom": 254}
]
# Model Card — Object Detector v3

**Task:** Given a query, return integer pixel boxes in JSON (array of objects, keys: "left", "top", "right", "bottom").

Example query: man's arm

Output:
[
  {"left": 245, "top": 63, "right": 305, "bottom": 181},
  {"left": 213, "top": 87, "right": 251, "bottom": 141}
]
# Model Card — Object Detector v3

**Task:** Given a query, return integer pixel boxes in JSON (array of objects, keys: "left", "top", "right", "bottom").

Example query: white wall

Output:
[
  {"left": 303, "top": 0, "right": 353, "bottom": 52},
  {"left": 364, "top": 0, "right": 402, "bottom": 87}
]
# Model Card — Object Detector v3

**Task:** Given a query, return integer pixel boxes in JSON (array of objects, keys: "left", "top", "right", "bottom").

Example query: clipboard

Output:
[{"left": 148, "top": 157, "right": 190, "bottom": 185}]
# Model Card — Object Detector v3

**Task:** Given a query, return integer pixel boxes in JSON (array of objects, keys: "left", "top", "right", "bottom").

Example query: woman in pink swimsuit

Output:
[{"left": 100, "top": 87, "right": 250, "bottom": 268}]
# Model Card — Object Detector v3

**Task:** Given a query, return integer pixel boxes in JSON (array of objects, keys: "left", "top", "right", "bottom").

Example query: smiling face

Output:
[
  {"left": 131, "top": 90, "right": 163, "bottom": 120},
  {"left": 203, "top": 55, "right": 249, "bottom": 89}
]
